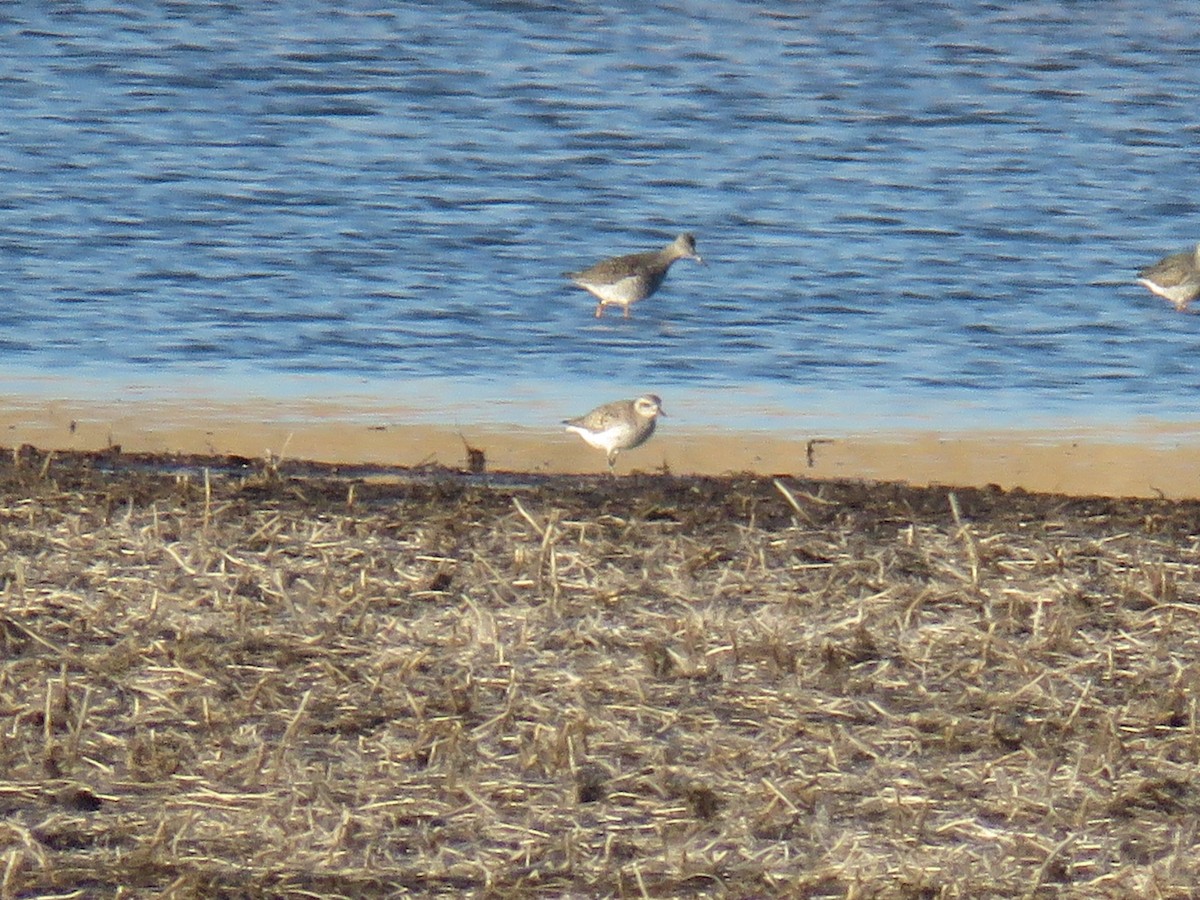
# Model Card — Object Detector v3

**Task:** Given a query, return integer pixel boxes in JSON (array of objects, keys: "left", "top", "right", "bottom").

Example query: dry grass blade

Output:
[
  {"left": 773, "top": 477, "right": 814, "bottom": 524},
  {"left": 511, "top": 495, "right": 545, "bottom": 538}
]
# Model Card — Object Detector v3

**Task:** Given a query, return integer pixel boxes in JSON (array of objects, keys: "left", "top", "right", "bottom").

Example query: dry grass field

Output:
[{"left": 1, "top": 445, "right": 1200, "bottom": 897}]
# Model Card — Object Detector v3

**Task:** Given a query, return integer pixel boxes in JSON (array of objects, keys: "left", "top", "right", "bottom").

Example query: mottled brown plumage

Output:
[
  {"left": 567, "top": 234, "right": 702, "bottom": 318},
  {"left": 1138, "top": 243, "right": 1200, "bottom": 312},
  {"left": 563, "top": 394, "right": 664, "bottom": 473}
]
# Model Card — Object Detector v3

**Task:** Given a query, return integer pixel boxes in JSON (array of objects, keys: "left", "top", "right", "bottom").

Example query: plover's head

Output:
[
  {"left": 634, "top": 394, "right": 665, "bottom": 419},
  {"left": 671, "top": 233, "right": 703, "bottom": 264}
]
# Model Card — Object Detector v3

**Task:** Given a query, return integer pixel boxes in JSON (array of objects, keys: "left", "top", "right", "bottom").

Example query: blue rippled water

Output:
[{"left": 2, "top": 2, "right": 1200, "bottom": 431}]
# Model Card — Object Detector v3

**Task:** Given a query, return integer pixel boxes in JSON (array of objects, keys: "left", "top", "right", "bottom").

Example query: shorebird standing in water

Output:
[
  {"left": 566, "top": 233, "right": 703, "bottom": 319},
  {"left": 1138, "top": 243, "right": 1200, "bottom": 311},
  {"left": 563, "top": 394, "right": 665, "bottom": 474}
]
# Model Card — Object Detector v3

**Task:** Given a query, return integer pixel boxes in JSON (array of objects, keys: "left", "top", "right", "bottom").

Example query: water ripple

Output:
[{"left": 0, "top": 1, "right": 1199, "bottom": 430}]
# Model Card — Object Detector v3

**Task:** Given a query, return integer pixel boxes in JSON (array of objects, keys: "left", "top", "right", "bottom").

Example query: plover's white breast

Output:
[{"left": 565, "top": 421, "right": 631, "bottom": 453}]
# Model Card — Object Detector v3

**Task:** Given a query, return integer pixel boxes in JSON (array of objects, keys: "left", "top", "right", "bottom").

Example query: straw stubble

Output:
[{"left": 0, "top": 448, "right": 1198, "bottom": 896}]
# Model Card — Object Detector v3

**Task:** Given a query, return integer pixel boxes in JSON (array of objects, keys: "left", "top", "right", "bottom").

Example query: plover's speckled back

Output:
[
  {"left": 566, "top": 234, "right": 702, "bottom": 319},
  {"left": 1138, "top": 243, "right": 1200, "bottom": 312},
  {"left": 563, "top": 394, "right": 665, "bottom": 473}
]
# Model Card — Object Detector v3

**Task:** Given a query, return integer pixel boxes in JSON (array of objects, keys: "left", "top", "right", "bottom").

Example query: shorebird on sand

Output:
[
  {"left": 566, "top": 233, "right": 702, "bottom": 319},
  {"left": 563, "top": 394, "right": 665, "bottom": 473}
]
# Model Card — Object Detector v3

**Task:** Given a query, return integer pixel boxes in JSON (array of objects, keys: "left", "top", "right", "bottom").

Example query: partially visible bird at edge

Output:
[{"left": 1138, "top": 243, "right": 1200, "bottom": 312}]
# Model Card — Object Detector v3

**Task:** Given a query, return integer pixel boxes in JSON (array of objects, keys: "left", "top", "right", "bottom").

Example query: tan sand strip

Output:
[{"left": 3, "top": 396, "right": 1198, "bottom": 498}]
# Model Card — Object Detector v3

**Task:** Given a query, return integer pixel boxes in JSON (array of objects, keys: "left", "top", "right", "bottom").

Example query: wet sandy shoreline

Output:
[{"left": 4, "top": 394, "right": 1199, "bottom": 498}]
